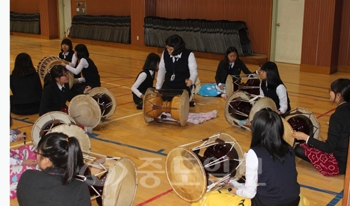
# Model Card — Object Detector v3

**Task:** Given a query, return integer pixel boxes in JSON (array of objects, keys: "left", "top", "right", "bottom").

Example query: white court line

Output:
[
  {"left": 101, "top": 81, "right": 131, "bottom": 90},
  {"left": 99, "top": 112, "right": 143, "bottom": 124}
]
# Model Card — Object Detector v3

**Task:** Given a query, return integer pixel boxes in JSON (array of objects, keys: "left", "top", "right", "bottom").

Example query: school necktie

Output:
[
  {"left": 62, "top": 87, "right": 65, "bottom": 93},
  {"left": 229, "top": 63, "right": 234, "bottom": 69}
]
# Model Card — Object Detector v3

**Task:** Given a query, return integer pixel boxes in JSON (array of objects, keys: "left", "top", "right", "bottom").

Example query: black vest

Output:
[
  {"left": 134, "top": 70, "right": 154, "bottom": 95},
  {"left": 82, "top": 57, "right": 101, "bottom": 88},
  {"left": 252, "top": 145, "right": 300, "bottom": 205},
  {"left": 162, "top": 49, "right": 191, "bottom": 90},
  {"left": 261, "top": 80, "right": 291, "bottom": 113}
]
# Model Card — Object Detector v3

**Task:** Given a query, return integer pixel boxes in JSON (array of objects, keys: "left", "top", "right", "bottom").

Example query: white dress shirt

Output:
[
  {"left": 131, "top": 70, "right": 155, "bottom": 98},
  {"left": 65, "top": 58, "right": 88, "bottom": 75},
  {"left": 259, "top": 83, "right": 288, "bottom": 114},
  {"left": 230, "top": 149, "right": 258, "bottom": 198}
]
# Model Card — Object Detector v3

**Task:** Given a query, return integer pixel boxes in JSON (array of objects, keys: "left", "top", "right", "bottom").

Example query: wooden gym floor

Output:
[{"left": 9, "top": 35, "right": 350, "bottom": 206}]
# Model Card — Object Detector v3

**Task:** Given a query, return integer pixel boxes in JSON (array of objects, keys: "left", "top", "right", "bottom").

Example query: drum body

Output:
[
  {"left": 166, "top": 133, "right": 245, "bottom": 202},
  {"left": 143, "top": 88, "right": 189, "bottom": 126},
  {"left": 37, "top": 55, "right": 74, "bottom": 88},
  {"left": 68, "top": 87, "right": 117, "bottom": 129},
  {"left": 31, "top": 111, "right": 76, "bottom": 146},
  {"left": 88, "top": 87, "right": 117, "bottom": 119},
  {"left": 224, "top": 91, "right": 277, "bottom": 130},
  {"left": 284, "top": 107, "right": 320, "bottom": 140},
  {"left": 225, "top": 74, "right": 260, "bottom": 97},
  {"left": 48, "top": 124, "right": 137, "bottom": 206},
  {"left": 83, "top": 157, "right": 138, "bottom": 206}
]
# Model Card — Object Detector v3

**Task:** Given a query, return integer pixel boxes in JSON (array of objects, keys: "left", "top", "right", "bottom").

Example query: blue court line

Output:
[
  {"left": 87, "top": 133, "right": 167, "bottom": 156},
  {"left": 327, "top": 190, "right": 343, "bottom": 206},
  {"left": 300, "top": 184, "right": 339, "bottom": 195},
  {"left": 13, "top": 117, "right": 34, "bottom": 125}
]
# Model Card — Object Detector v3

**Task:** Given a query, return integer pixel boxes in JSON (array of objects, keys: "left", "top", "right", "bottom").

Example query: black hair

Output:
[
  {"left": 260, "top": 61, "right": 284, "bottom": 89},
  {"left": 165, "top": 34, "right": 186, "bottom": 56},
  {"left": 330, "top": 78, "right": 350, "bottom": 103},
  {"left": 250, "top": 108, "right": 291, "bottom": 162},
  {"left": 43, "top": 65, "right": 67, "bottom": 87},
  {"left": 60, "top": 38, "right": 74, "bottom": 53},
  {"left": 37, "top": 132, "right": 84, "bottom": 185},
  {"left": 223, "top": 46, "right": 242, "bottom": 69},
  {"left": 11, "top": 53, "right": 36, "bottom": 76},
  {"left": 74, "top": 44, "right": 89, "bottom": 59},
  {"left": 143, "top": 53, "right": 160, "bottom": 71}
]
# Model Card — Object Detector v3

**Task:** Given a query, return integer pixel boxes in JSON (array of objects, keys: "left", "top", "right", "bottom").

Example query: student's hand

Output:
[
  {"left": 229, "top": 187, "right": 238, "bottom": 195},
  {"left": 16, "top": 133, "right": 27, "bottom": 141},
  {"left": 292, "top": 131, "right": 309, "bottom": 141},
  {"left": 60, "top": 62, "right": 67, "bottom": 67},
  {"left": 22, "top": 159, "right": 37, "bottom": 166},
  {"left": 185, "top": 79, "right": 192, "bottom": 87},
  {"left": 219, "top": 85, "right": 225, "bottom": 90},
  {"left": 83, "top": 86, "right": 92, "bottom": 94}
]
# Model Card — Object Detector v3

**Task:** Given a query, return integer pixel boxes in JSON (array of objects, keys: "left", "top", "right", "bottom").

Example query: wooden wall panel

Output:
[
  {"left": 339, "top": 0, "right": 350, "bottom": 68},
  {"left": 39, "top": 0, "right": 59, "bottom": 38},
  {"left": 154, "top": 0, "right": 272, "bottom": 56},
  {"left": 70, "top": 0, "right": 130, "bottom": 17},
  {"left": 10, "top": 0, "right": 40, "bottom": 13},
  {"left": 300, "top": 0, "right": 342, "bottom": 74},
  {"left": 131, "top": 0, "right": 156, "bottom": 45}
]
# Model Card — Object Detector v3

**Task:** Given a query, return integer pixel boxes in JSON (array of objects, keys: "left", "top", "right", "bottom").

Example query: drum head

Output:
[
  {"left": 31, "top": 111, "right": 76, "bottom": 147},
  {"left": 178, "top": 90, "right": 189, "bottom": 126},
  {"left": 166, "top": 147, "right": 207, "bottom": 202},
  {"left": 68, "top": 72, "right": 74, "bottom": 89},
  {"left": 225, "top": 75, "right": 234, "bottom": 98},
  {"left": 284, "top": 107, "right": 320, "bottom": 139},
  {"left": 47, "top": 124, "right": 91, "bottom": 153},
  {"left": 224, "top": 91, "right": 252, "bottom": 126},
  {"left": 248, "top": 97, "right": 277, "bottom": 122},
  {"left": 102, "top": 157, "right": 137, "bottom": 206},
  {"left": 143, "top": 88, "right": 162, "bottom": 123},
  {"left": 88, "top": 87, "right": 117, "bottom": 119},
  {"left": 68, "top": 95, "right": 102, "bottom": 128},
  {"left": 281, "top": 118, "right": 294, "bottom": 147}
]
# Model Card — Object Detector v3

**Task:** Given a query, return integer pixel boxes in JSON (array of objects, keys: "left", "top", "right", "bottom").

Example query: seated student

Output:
[
  {"left": 10, "top": 115, "right": 38, "bottom": 199},
  {"left": 198, "top": 46, "right": 256, "bottom": 99},
  {"left": 131, "top": 52, "right": 160, "bottom": 110},
  {"left": 292, "top": 78, "right": 350, "bottom": 176},
  {"left": 155, "top": 34, "right": 198, "bottom": 105},
  {"left": 39, "top": 65, "right": 91, "bottom": 116},
  {"left": 258, "top": 61, "right": 291, "bottom": 116},
  {"left": 10, "top": 52, "right": 42, "bottom": 115},
  {"left": 58, "top": 38, "right": 81, "bottom": 79},
  {"left": 17, "top": 132, "right": 91, "bottom": 205},
  {"left": 191, "top": 109, "right": 303, "bottom": 206},
  {"left": 62, "top": 44, "right": 101, "bottom": 95},
  {"left": 230, "top": 108, "right": 300, "bottom": 205}
]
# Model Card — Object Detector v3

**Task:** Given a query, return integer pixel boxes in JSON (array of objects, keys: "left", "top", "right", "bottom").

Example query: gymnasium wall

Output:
[{"left": 9, "top": 0, "right": 350, "bottom": 73}]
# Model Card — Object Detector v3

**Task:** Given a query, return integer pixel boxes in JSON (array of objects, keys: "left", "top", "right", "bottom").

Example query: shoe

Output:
[
  {"left": 136, "top": 102, "right": 143, "bottom": 110},
  {"left": 189, "top": 101, "right": 196, "bottom": 107}
]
